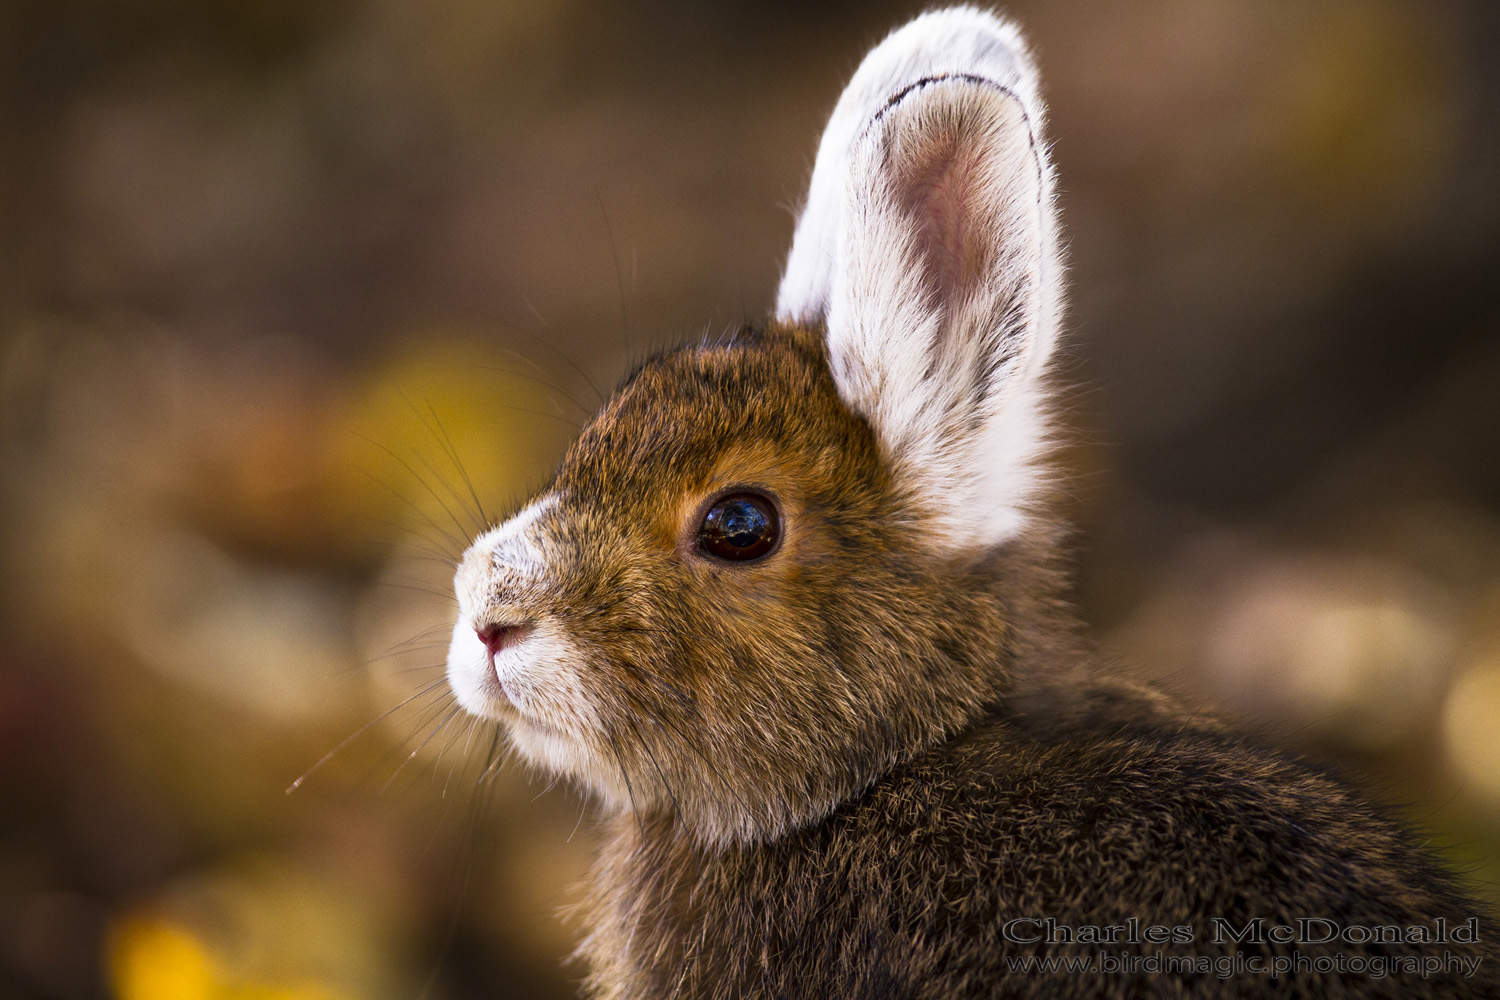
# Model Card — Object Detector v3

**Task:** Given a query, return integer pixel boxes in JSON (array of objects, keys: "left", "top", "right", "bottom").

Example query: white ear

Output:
[{"left": 777, "top": 8, "right": 1062, "bottom": 553}]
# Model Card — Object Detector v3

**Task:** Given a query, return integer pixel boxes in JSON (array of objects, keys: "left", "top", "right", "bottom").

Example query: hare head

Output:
[{"left": 445, "top": 7, "right": 1062, "bottom": 847}]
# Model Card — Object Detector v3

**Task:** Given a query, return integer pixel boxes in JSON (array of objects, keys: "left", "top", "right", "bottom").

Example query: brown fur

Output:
[
  {"left": 547, "top": 326, "right": 1498, "bottom": 998},
  {"left": 445, "top": 10, "right": 1500, "bottom": 995},
  {"left": 539, "top": 325, "right": 1014, "bottom": 843}
]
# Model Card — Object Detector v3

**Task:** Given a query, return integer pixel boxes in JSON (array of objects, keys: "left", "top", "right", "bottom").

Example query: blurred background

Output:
[{"left": 2, "top": 0, "right": 1498, "bottom": 996}]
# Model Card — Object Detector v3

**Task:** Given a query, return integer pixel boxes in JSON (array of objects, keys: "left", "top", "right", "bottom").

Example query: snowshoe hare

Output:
[{"left": 444, "top": 7, "right": 1498, "bottom": 997}]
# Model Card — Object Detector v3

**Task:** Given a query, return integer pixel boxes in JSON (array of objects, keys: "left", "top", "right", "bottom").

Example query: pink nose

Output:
[{"left": 475, "top": 623, "right": 528, "bottom": 658}]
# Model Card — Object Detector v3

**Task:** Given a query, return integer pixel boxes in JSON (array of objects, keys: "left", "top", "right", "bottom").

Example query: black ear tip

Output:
[{"left": 871, "top": 72, "right": 1023, "bottom": 129}]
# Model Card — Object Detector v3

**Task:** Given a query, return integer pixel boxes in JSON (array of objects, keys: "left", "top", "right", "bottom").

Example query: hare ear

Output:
[{"left": 776, "top": 9, "right": 1061, "bottom": 553}]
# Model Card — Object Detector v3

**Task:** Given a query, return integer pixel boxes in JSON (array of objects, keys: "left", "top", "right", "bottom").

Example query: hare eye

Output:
[{"left": 698, "top": 493, "right": 779, "bottom": 561}]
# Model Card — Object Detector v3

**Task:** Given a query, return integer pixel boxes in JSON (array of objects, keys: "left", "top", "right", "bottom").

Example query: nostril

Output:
[{"left": 475, "top": 623, "right": 530, "bottom": 658}]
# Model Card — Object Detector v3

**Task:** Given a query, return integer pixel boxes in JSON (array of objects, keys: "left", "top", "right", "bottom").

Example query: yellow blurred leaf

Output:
[
  {"left": 1444, "top": 659, "right": 1500, "bottom": 804},
  {"left": 108, "top": 912, "right": 360, "bottom": 1000},
  {"left": 109, "top": 916, "right": 217, "bottom": 1000}
]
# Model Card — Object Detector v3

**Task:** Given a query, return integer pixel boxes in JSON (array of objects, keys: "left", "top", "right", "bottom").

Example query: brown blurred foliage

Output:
[{"left": 2, "top": 1, "right": 1498, "bottom": 997}]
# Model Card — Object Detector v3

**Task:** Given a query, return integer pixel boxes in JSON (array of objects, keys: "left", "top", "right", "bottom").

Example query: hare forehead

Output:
[{"left": 558, "top": 336, "right": 876, "bottom": 498}]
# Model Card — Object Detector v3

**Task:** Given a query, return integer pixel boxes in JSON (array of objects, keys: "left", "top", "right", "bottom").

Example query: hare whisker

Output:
[
  {"left": 351, "top": 456, "right": 469, "bottom": 555},
  {"left": 596, "top": 194, "right": 632, "bottom": 360},
  {"left": 627, "top": 714, "right": 684, "bottom": 827},
  {"left": 415, "top": 400, "right": 490, "bottom": 529},
  {"left": 495, "top": 308, "right": 610, "bottom": 406},
  {"left": 382, "top": 703, "right": 466, "bottom": 794},
  {"left": 606, "top": 728, "right": 647, "bottom": 841},
  {"left": 471, "top": 364, "right": 598, "bottom": 421},
  {"left": 287, "top": 676, "right": 453, "bottom": 793},
  {"left": 411, "top": 446, "right": 485, "bottom": 539},
  {"left": 641, "top": 709, "right": 771, "bottom": 843},
  {"left": 377, "top": 578, "right": 460, "bottom": 605},
  {"left": 367, "top": 624, "right": 455, "bottom": 664},
  {"left": 355, "top": 432, "right": 475, "bottom": 548}
]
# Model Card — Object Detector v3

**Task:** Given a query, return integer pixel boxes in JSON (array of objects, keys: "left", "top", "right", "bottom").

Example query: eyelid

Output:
[{"left": 691, "top": 483, "right": 783, "bottom": 521}]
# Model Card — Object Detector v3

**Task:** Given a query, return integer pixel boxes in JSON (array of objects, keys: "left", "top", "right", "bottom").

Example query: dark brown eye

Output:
[{"left": 698, "top": 493, "right": 779, "bottom": 561}]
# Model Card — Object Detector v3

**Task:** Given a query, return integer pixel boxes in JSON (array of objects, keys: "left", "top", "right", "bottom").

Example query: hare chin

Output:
[{"left": 445, "top": 618, "right": 601, "bottom": 779}]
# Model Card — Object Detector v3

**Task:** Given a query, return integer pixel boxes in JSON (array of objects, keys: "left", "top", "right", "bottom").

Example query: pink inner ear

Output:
[{"left": 901, "top": 135, "right": 987, "bottom": 315}]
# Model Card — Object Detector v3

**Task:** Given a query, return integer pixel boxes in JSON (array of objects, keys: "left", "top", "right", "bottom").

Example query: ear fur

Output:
[{"left": 777, "top": 8, "right": 1062, "bottom": 553}]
